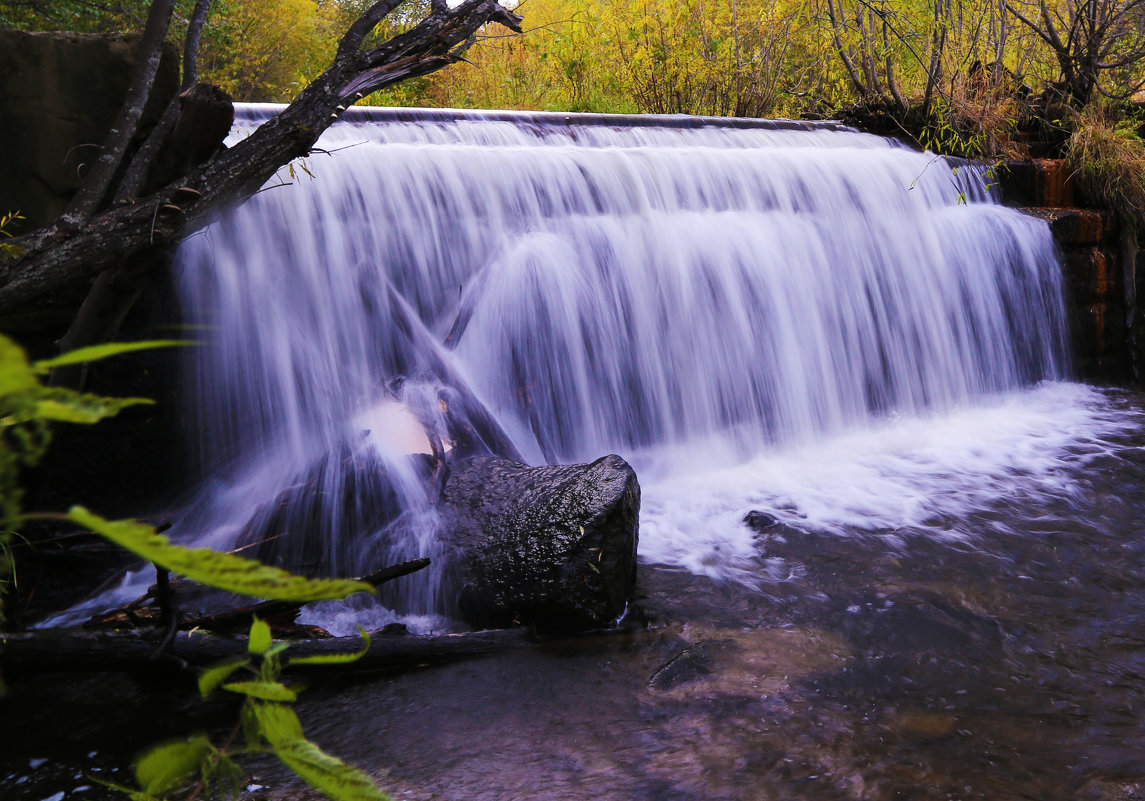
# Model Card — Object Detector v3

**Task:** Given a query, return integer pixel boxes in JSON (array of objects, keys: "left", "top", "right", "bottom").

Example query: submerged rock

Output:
[{"left": 440, "top": 454, "right": 640, "bottom": 632}]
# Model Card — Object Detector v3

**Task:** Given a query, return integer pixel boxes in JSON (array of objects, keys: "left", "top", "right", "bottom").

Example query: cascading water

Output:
[{"left": 60, "top": 106, "right": 1099, "bottom": 632}]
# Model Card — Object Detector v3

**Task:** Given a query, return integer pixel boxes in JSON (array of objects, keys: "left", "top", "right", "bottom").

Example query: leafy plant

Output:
[
  {"left": 0, "top": 335, "right": 188, "bottom": 629},
  {"left": 69, "top": 508, "right": 372, "bottom": 602},
  {"left": 97, "top": 616, "right": 390, "bottom": 801},
  {"left": 0, "top": 332, "right": 392, "bottom": 799}
]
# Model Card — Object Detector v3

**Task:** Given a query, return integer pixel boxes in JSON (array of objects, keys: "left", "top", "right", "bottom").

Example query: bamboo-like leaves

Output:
[{"left": 67, "top": 507, "right": 374, "bottom": 601}]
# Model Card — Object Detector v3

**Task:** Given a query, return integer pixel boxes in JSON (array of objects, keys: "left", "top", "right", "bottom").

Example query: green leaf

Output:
[
  {"left": 264, "top": 641, "right": 291, "bottom": 659},
  {"left": 134, "top": 735, "right": 213, "bottom": 796},
  {"left": 222, "top": 680, "right": 298, "bottom": 702},
  {"left": 67, "top": 507, "right": 374, "bottom": 601},
  {"left": 32, "top": 393, "right": 153, "bottom": 424},
  {"left": 31, "top": 340, "right": 194, "bottom": 373},
  {"left": 251, "top": 702, "right": 390, "bottom": 800},
  {"left": 252, "top": 702, "right": 305, "bottom": 745},
  {"left": 271, "top": 735, "right": 392, "bottom": 801},
  {"left": 289, "top": 627, "right": 371, "bottom": 666},
  {"left": 0, "top": 335, "right": 37, "bottom": 396},
  {"left": 198, "top": 656, "right": 250, "bottom": 698},
  {"left": 241, "top": 703, "right": 264, "bottom": 752},
  {"left": 213, "top": 753, "right": 246, "bottom": 798},
  {"left": 248, "top": 616, "right": 272, "bottom": 655}
]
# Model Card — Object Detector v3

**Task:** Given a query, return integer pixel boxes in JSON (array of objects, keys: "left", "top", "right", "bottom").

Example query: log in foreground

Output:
[
  {"left": 236, "top": 450, "right": 641, "bottom": 633},
  {"left": 0, "top": 625, "right": 536, "bottom": 676}
]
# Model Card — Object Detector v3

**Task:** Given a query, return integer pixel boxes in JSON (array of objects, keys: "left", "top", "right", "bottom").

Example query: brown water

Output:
[{"left": 4, "top": 390, "right": 1145, "bottom": 801}]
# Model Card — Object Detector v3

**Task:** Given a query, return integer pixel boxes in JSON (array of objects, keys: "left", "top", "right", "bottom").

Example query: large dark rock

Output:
[
  {"left": 440, "top": 454, "right": 640, "bottom": 632},
  {"left": 0, "top": 29, "right": 179, "bottom": 231}
]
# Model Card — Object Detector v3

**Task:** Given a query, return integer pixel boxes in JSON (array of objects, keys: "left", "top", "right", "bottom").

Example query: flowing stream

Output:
[{"left": 16, "top": 107, "right": 1145, "bottom": 801}]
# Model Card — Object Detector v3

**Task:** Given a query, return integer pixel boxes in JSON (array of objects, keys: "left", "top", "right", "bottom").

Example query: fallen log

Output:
[
  {"left": 174, "top": 557, "right": 434, "bottom": 634},
  {"left": 0, "top": 624, "right": 536, "bottom": 676}
]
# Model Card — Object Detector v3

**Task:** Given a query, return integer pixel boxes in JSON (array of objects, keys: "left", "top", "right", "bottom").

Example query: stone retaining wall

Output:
[{"left": 998, "top": 160, "right": 1138, "bottom": 382}]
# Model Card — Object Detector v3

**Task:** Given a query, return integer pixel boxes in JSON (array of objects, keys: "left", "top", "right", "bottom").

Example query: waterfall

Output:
[{"left": 165, "top": 106, "right": 1070, "bottom": 628}]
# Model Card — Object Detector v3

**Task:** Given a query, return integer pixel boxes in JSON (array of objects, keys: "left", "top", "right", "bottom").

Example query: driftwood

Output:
[
  {"left": 442, "top": 454, "right": 640, "bottom": 632},
  {"left": 177, "top": 558, "right": 433, "bottom": 634},
  {"left": 0, "top": 624, "right": 537, "bottom": 676}
]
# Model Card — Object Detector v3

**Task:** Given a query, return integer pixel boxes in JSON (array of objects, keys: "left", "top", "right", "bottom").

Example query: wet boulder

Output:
[{"left": 440, "top": 454, "right": 640, "bottom": 632}]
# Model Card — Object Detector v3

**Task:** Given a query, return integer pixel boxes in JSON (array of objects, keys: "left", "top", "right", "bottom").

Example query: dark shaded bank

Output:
[{"left": 995, "top": 160, "right": 1144, "bottom": 383}]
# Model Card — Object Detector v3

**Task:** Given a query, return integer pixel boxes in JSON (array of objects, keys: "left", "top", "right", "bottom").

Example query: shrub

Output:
[{"left": 1066, "top": 103, "right": 1145, "bottom": 230}]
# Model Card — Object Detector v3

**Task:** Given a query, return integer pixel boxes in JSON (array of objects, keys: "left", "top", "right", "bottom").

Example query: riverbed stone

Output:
[{"left": 440, "top": 454, "right": 640, "bottom": 632}]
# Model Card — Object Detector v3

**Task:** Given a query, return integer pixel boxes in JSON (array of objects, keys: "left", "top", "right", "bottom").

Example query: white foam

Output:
[{"left": 637, "top": 382, "right": 1133, "bottom": 579}]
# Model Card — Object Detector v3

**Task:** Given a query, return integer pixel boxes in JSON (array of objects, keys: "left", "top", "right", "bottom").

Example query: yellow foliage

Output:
[{"left": 199, "top": 0, "right": 337, "bottom": 102}]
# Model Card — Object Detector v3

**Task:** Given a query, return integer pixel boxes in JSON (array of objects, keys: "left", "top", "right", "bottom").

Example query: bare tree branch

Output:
[
  {"left": 116, "top": 0, "right": 216, "bottom": 204},
  {"left": 57, "top": 0, "right": 177, "bottom": 229}
]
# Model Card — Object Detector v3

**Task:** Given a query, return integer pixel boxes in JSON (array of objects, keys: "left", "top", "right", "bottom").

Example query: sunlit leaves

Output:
[
  {"left": 223, "top": 680, "right": 299, "bottom": 702},
  {"left": 31, "top": 340, "right": 192, "bottom": 372},
  {"left": 271, "top": 737, "right": 392, "bottom": 801},
  {"left": 248, "top": 616, "right": 273, "bottom": 655},
  {"left": 253, "top": 703, "right": 390, "bottom": 801},
  {"left": 28, "top": 391, "right": 153, "bottom": 425},
  {"left": 179, "top": 618, "right": 391, "bottom": 801},
  {"left": 252, "top": 700, "right": 306, "bottom": 744},
  {"left": 0, "top": 337, "right": 37, "bottom": 397},
  {"left": 0, "top": 334, "right": 175, "bottom": 627}
]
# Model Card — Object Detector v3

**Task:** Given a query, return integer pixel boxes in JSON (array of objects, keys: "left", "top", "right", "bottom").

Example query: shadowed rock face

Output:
[
  {"left": 441, "top": 454, "right": 640, "bottom": 632},
  {"left": 0, "top": 30, "right": 178, "bottom": 231}
]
